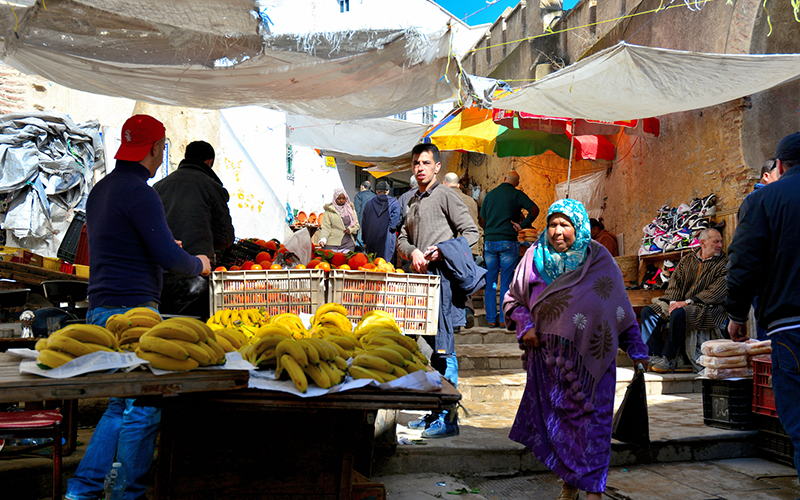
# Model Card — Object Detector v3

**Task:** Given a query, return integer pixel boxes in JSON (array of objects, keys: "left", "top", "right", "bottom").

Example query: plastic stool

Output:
[{"left": 0, "top": 409, "right": 63, "bottom": 499}]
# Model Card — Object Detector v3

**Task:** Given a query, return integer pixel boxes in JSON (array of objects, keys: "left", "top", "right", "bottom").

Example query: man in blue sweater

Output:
[{"left": 66, "top": 115, "right": 210, "bottom": 500}]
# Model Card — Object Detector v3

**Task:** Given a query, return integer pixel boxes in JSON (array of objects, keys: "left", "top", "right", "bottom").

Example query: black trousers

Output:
[{"left": 646, "top": 306, "right": 687, "bottom": 360}]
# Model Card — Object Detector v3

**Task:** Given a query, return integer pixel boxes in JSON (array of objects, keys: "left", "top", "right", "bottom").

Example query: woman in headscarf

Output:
[
  {"left": 318, "top": 188, "right": 360, "bottom": 252},
  {"left": 503, "top": 199, "right": 648, "bottom": 500}
]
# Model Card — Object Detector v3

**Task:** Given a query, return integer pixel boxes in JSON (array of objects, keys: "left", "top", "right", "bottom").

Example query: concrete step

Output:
[
  {"left": 455, "top": 326, "right": 517, "bottom": 346},
  {"left": 457, "top": 343, "right": 521, "bottom": 371},
  {"left": 457, "top": 362, "right": 701, "bottom": 404},
  {"left": 375, "top": 392, "right": 758, "bottom": 477}
]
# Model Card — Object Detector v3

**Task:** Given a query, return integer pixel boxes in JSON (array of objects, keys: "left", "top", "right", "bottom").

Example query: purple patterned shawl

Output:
[{"left": 504, "top": 241, "right": 638, "bottom": 411}]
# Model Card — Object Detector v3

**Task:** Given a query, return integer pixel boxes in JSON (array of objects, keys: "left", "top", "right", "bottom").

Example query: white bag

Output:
[{"left": 283, "top": 228, "right": 312, "bottom": 265}]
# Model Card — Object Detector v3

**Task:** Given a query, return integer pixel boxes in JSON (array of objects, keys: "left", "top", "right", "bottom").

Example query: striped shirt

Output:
[{"left": 648, "top": 250, "right": 729, "bottom": 331}]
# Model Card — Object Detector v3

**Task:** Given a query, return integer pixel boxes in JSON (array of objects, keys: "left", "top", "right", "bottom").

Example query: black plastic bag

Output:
[{"left": 612, "top": 364, "right": 649, "bottom": 444}]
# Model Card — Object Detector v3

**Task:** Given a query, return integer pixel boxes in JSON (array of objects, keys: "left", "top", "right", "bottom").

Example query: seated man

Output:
[
  {"left": 641, "top": 228, "right": 728, "bottom": 373},
  {"left": 590, "top": 218, "right": 618, "bottom": 257}
]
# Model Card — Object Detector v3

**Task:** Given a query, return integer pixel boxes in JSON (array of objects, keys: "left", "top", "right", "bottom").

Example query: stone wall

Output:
[{"left": 458, "top": 0, "right": 800, "bottom": 255}]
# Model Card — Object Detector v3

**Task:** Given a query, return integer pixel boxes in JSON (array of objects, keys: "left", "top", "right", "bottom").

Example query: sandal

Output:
[{"left": 558, "top": 484, "right": 579, "bottom": 500}]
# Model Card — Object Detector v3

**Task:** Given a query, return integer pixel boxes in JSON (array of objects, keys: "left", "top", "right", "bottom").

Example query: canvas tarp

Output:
[
  {"left": 286, "top": 115, "right": 428, "bottom": 160},
  {"left": 494, "top": 42, "right": 800, "bottom": 121},
  {"left": 555, "top": 170, "right": 606, "bottom": 220},
  {"left": 0, "top": 0, "right": 457, "bottom": 120}
]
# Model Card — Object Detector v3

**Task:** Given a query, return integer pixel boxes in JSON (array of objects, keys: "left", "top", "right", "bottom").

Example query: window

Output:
[{"left": 338, "top": 0, "right": 349, "bottom": 12}]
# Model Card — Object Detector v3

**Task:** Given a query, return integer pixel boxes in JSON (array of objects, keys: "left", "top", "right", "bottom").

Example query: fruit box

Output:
[
  {"left": 328, "top": 270, "right": 440, "bottom": 335},
  {"left": 209, "top": 269, "right": 326, "bottom": 316}
]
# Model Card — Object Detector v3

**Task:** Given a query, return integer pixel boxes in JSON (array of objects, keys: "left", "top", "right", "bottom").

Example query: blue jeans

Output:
[
  {"left": 66, "top": 306, "right": 161, "bottom": 500},
  {"left": 484, "top": 241, "right": 520, "bottom": 324},
  {"left": 771, "top": 328, "right": 800, "bottom": 477},
  {"left": 640, "top": 306, "right": 664, "bottom": 347}
]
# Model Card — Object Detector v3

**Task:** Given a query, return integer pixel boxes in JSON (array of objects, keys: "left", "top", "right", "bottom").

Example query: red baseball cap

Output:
[{"left": 115, "top": 115, "right": 166, "bottom": 161}]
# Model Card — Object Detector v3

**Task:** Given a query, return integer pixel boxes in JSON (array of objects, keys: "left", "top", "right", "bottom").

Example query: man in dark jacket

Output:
[
  {"left": 154, "top": 141, "right": 234, "bottom": 319},
  {"left": 361, "top": 180, "right": 401, "bottom": 263},
  {"left": 727, "top": 132, "right": 800, "bottom": 477},
  {"left": 353, "top": 180, "right": 376, "bottom": 247}
]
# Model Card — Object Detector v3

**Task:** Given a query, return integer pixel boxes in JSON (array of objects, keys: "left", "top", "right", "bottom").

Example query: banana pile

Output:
[
  {"left": 309, "top": 303, "right": 353, "bottom": 333},
  {"left": 207, "top": 308, "right": 269, "bottom": 340},
  {"left": 268, "top": 312, "right": 307, "bottom": 339},
  {"left": 105, "top": 307, "right": 163, "bottom": 351},
  {"left": 135, "top": 317, "right": 227, "bottom": 371},
  {"left": 353, "top": 309, "right": 403, "bottom": 339},
  {"left": 350, "top": 331, "right": 428, "bottom": 383},
  {"left": 35, "top": 324, "right": 119, "bottom": 369},
  {"left": 213, "top": 328, "right": 249, "bottom": 352},
  {"left": 273, "top": 337, "right": 349, "bottom": 393}
]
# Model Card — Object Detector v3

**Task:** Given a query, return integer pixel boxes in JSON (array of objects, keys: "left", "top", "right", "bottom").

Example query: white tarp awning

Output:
[
  {"left": 494, "top": 42, "right": 800, "bottom": 121},
  {"left": 286, "top": 115, "right": 428, "bottom": 159},
  {"left": 0, "top": 0, "right": 457, "bottom": 120}
]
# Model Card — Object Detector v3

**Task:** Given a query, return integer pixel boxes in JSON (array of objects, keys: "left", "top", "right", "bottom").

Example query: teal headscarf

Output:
[{"left": 533, "top": 199, "right": 592, "bottom": 284}]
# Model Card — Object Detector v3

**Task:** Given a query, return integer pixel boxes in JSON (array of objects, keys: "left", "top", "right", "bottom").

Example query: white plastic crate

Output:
[
  {"left": 328, "top": 270, "right": 440, "bottom": 335},
  {"left": 209, "top": 269, "right": 326, "bottom": 316}
]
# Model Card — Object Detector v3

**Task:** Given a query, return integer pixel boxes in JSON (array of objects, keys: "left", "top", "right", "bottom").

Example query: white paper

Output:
[
  {"left": 247, "top": 368, "right": 441, "bottom": 398},
  {"left": 20, "top": 351, "right": 146, "bottom": 379},
  {"left": 6, "top": 348, "right": 39, "bottom": 360}
]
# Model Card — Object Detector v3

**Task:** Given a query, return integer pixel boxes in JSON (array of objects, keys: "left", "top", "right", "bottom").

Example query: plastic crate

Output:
[
  {"left": 57, "top": 212, "right": 88, "bottom": 264},
  {"left": 218, "top": 238, "right": 264, "bottom": 268},
  {"left": 753, "top": 358, "right": 776, "bottom": 417},
  {"left": 702, "top": 378, "right": 754, "bottom": 430},
  {"left": 209, "top": 269, "right": 326, "bottom": 316},
  {"left": 328, "top": 270, "right": 440, "bottom": 335},
  {"left": 754, "top": 413, "right": 795, "bottom": 466}
]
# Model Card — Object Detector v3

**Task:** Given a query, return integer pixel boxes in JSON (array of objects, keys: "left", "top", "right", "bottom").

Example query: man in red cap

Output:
[{"left": 66, "top": 115, "right": 210, "bottom": 500}]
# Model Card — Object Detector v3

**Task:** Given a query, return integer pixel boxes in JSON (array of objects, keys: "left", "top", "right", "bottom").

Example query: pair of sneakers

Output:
[{"left": 408, "top": 412, "right": 460, "bottom": 438}]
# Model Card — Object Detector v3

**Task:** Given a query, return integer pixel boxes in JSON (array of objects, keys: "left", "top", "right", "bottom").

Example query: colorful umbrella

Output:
[
  {"left": 492, "top": 109, "right": 660, "bottom": 138},
  {"left": 424, "top": 107, "right": 616, "bottom": 161}
]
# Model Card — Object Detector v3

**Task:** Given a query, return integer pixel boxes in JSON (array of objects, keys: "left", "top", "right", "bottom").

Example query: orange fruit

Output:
[
  {"left": 251, "top": 264, "right": 263, "bottom": 270},
  {"left": 362, "top": 263, "right": 377, "bottom": 270},
  {"left": 255, "top": 239, "right": 268, "bottom": 247},
  {"left": 214, "top": 266, "right": 227, "bottom": 272},
  {"left": 229, "top": 265, "right": 241, "bottom": 271},
  {"left": 265, "top": 241, "right": 277, "bottom": 251},
  {"left": 295, "top": 264, "right": 306, "bottom": 269},
  {"left": 394, "top": 269, "right": 404, "bottom": 273},
  {"left": 307, "top": 259, "right": 321, "bottom": 269},
  {"left": 338, "top": 264, "right": 351, "bottom": 270},
  {"left": 256, "top": 251, "right": 271, "bottom": 264},
  {"left": 374, "top": 257, "right": 387, "bottom": 267},
  {"left": 347, "top": 252, "right": 369, "bottom": 269},
  {"left": 317, "top": 262, "right": 331, "bottom": 272},
  {"left": 330, "top": 252, "right": 348, "bottom": 267},
  {"left": 241, "top": 261, "right": 255, "bottom": 270},
  {"left": 270, "top": 264, "right": 282, "bottom": 270}
]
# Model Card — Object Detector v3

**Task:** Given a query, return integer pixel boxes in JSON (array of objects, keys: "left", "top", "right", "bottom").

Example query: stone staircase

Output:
[{"left": 374, "top": 324, "right": 758, "bottom": 477}]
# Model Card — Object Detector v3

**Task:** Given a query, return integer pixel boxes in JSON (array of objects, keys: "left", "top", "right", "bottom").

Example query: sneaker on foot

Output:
[
  {"left": 421, "top": 417, "right": 459, "bottom": 438},
  {"left": 651, "top": 357, "right": 674, "bottom": 373},
  {"left": 408, "top": 412, "right": 439, "bottom": 429}
]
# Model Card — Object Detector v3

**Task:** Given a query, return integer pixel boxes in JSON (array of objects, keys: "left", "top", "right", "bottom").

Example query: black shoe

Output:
[{"left": 465, "top": 314, "right": 475, "bottom": 329}]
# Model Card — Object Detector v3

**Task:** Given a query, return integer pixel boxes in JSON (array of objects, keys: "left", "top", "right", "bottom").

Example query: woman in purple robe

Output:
[{"left": 503, "top": 199, "right": 649, "bottom": 500}]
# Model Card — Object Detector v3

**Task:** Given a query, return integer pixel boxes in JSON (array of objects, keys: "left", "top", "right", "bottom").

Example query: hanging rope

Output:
[{"left": 565, "top": 119, "right": 576, "bottom": 199}]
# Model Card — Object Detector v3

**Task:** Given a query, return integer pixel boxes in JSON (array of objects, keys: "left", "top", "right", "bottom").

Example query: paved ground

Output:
[{"left": 375, "top": 458, "right": 800, "bottom": 499}]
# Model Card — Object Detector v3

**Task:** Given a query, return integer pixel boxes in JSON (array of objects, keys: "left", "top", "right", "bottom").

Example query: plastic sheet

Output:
[
  {"left": 700, "top": 340, "right": 748, "bottom": 357},
  {"left": 0, "top": 1, "right": 457, "bottom": 120},
  {"left": 696, "top": 355, "right": 748, "bottom": 369},
  {"left": 494, "top": 42, "right": 800, "bottom": 121}
]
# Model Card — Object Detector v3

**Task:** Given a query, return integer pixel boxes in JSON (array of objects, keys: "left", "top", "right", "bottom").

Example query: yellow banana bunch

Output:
[
  {"left": 269, "top": 313, "right": 307, "bottom": 339},
  {"left": 353, "top": 311, "right": 401, "bottom": 339},
  {"left": 241, "top": 334, "right": 285, "bottom": 368},
  {"left": 310, "top": 303, "right": 349, "bottom": 325},
  {"left": 119, "top": 327, "right": 149, "bottom": 352},
  {"left": 272, "top": 337, "right": 347, "bottom": 391},
  {"left": 348, "top": 330, "right": 429, "bottom": 381},
  {"left": 215, "top": 328, "right": 248, "bottom": 351},
  {"left": 36, "top": 323, "right": 119, "bottom": 369},
  {"left": 105, "top": 307, "right": 162, "bottom": 341},
  {"left": 253, "top": 323, "right": 293, "bottom": 341},
  {"left": 135, "top": 317, "right": 226, "bottom": 370},
  {"left": 312, "top": 311, "right": 353, "bottom": 333}
]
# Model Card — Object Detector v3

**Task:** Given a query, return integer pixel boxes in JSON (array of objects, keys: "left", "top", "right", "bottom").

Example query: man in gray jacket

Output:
[
  {"left": 398, "top": 143, "right": 479, "bottom": 439},
  {"left": 154, "top": 141, "right": 234, "bottom": 319}
]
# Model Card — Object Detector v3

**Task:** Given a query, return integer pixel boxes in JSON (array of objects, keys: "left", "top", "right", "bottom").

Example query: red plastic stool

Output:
[{"left": 0, "top": 410, "right": 63, "bottom": 499}]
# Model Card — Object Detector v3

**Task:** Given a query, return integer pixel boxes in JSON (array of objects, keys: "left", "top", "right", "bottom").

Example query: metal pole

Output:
[{"left": 565, "top": 119, "right": 576, "bottom": 199}]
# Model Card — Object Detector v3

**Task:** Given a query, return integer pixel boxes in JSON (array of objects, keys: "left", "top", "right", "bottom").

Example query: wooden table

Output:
[
  {"left": 155, "top": 383, "right": 461, "bottom": 499},
  {"left": 0, "top": 338, "right": 38, "bottom": 352},
  {"left": 0, "top": 353, "right": 249, "bottom": 454},
  {"left": 0, "top": 261, "right": 87, "bottom": 288}
]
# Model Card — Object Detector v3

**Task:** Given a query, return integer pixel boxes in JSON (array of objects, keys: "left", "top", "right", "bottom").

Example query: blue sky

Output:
[{"left": 436, "top": 0, "right": 578, "bottom": 26}]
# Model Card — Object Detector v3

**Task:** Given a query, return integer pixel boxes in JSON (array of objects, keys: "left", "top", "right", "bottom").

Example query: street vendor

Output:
[
  {"left": 66, "top": 115, "right": 210, "bottom": 500},
  {"left": 398, "top": 143, "right": 484, "bottom": 439},
  {"left": 318, "top": 188, "right": 359, "bottom": 252}
]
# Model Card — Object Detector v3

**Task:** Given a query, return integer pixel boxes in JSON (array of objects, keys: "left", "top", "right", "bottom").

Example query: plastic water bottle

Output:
[{"left": 103, "top": 462, "right": 126, "bottom": 500}]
